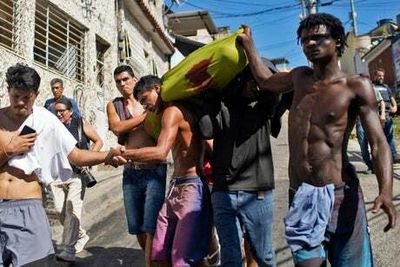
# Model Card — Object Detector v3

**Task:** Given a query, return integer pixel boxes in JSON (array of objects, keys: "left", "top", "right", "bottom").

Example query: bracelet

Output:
[{"left": 2, "top": 136, "right": 13, "bottom": 158}]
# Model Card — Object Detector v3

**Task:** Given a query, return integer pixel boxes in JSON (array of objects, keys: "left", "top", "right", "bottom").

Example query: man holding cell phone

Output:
[{"left": 0, "top": 63, "right": 126, "bottom": 266}]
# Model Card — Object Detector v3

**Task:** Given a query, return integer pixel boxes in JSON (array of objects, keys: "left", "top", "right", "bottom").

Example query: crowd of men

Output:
[{"left": 0, "top": 12, "right": 398, "bottom": 267}]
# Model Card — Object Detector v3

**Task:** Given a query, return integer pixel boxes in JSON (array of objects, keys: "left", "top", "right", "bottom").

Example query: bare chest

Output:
[
  {"left": 291, "top": 83, "right": 352, "bottom": 127},
  {"left": 125, "top": 101, "right": 145, "bottom": 118}
]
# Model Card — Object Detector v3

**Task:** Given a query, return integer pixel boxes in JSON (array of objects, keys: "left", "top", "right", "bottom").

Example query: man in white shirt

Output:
[{"left": 0, "top": 63, "right": 124, "bottom": 266}]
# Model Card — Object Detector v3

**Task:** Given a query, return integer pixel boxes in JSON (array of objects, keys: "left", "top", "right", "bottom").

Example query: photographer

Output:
[{"left": 50, "top": 98, "right": 103, "bottom": 262}]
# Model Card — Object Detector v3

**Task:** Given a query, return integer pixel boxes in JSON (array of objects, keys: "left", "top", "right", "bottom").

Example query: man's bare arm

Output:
[
  {"left": 357, "top": 77, "right": 396, "bottom": 231},
  {"left": 68, "top": 146, "right": 125, "bottom": 167},
  {"left": 238, "top": 25, "right": 293, "bottom": 93},
  {"left": 122, "top": 106, "right": 180, "bottom": 162},
  {"left": 106, "top": 101, "right": 146, "bottom": 136},
  {"left": 390, "top": 96, "right": 397, "bottom": 114},
  {"left": 379, "top": 101, "right": 385, "bottom": 125},
  {"left": 83, "top": 121, "right": 103, "bottom": 152}
]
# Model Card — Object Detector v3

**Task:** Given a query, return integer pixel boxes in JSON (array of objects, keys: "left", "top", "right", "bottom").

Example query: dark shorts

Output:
[
  {"left": 152, "top": 176, "right": 212, "bottom": 266},
  {"left": 289, "top": 177, "right": 374, "bottom": 266},
  {"left": 0, "top": 199, "right": 54, "bottom": 266},
  {"left": 122, "top": 165, "right": 166, "bottom": 234}
]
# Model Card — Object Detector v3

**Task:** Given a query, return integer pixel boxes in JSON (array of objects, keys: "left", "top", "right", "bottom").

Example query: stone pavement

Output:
[{"left": 47, "top": 114, "right": 400, "bottom": 266}]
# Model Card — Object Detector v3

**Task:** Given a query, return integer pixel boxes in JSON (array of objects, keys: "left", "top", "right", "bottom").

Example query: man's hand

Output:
[
  {"left": 105, "top": 146, "right": 127, "bottom": 167},
  {"left": 237, "top": 24, "right": 252, "bottom": 47},
  {"left": 372, "top": 193, "right": 397, "bottom": 232},
  {"left": 379, "top": 115, "right": 386, "bottom": 127},
  {"left": 6, "top": 132, "right": 37, "bottom": 157}
]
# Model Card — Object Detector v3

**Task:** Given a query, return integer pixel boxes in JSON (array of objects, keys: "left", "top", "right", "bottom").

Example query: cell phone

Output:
[{"left": 19, "top": 125, "right": 36, "bottom": 136}]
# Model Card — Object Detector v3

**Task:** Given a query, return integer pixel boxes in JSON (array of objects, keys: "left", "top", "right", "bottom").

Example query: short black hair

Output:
[
  {"left": 55, "top": 98, "right": 72, "bottom": 110},
  {"left": 114, "top": 65, "right": 135, "bottom": 77},
  {"left": 133, "top": 75, "right": 161, "bottom": 99},
  {"left": 297, "top": 13, "right": 347, "bottom": 56},
  {"left": 6, "top": 63, "right": 41, "bottom": 92},
  {"left": 50, "top": 78, "right": 63, "bottom": 87}
]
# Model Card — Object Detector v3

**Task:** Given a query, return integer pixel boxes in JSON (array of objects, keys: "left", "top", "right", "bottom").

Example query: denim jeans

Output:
[
  {"left": 122, "top": 165, "right": 166, "bottom": 234},
  {"left": 211, "top": 190, "right": 275, "bottom": 267},
  {"left": 356, "top": 119, "right": 372, "bottom": 169},
  {"left": 383, "top": 117, "right": 398, "bottom": 157}
]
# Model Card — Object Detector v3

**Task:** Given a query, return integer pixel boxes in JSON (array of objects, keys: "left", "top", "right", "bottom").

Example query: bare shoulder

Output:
[
  {"left": 106, "top": 100, "right": 116, "bottom": 113},
  {"left": 346, "top": 73, "right": 370, "bottom": 85},
  {"left": 346, "top": 74, "right": 373, "bottom": 93},
  {"left": 162, "top": 104, "right": 184, "bottom": 121},
  {"left": 293, "top": 66, "right": 313, "bottom": 75}
]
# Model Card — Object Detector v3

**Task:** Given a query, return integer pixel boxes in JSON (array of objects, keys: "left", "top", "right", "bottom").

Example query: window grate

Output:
[
  {"left": 34, "top": 0, "right": 86, "bottom": 81},
  {"left": 0, "top": 0, "right": 16, "bottom": 50}
]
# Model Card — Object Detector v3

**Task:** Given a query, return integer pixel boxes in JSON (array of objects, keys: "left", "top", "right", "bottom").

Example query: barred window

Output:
[
  {"left": 95, "top": 36, "right": 110, "bottom": 87},
  {"left": 0, "top": 0, "right": 16, "bottom": 50},
  {"left": 34, "top": 0, "right": 86, "bottom": 81}
]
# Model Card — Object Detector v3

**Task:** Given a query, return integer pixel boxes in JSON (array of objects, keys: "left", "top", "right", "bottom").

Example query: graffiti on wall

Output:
[
  {"left": 0, "top": 72, "right": 7, "bottom": 108},
  {"left": 81, "top": 0, "right": 96, "bottom": 21},
  {"left": 73, "top": 84, "right": 86, "bottom": 110},
  {"left": 73, "top": 83, "right": 108, "bottom": 126}
]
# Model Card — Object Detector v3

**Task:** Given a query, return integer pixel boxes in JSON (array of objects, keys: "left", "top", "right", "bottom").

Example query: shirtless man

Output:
[
  {"left": 121, "top": 75, "right": 212, "bottom": 266},
  {"left": 106, "top": 65, "right": 166, "bottom": 267},
  {"left": 238, "top": 13, "right": 396, "bottom": 266},
  {"left": 0, "top": 63, "right": 122, "bottom": 266}
]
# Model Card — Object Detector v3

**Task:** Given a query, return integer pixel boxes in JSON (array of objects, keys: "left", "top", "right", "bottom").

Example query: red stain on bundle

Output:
[{"left": 185, "top": 54, "right": 214, "bottom": 91}]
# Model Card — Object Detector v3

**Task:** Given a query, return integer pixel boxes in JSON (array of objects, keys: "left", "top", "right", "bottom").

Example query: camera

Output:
[{"left": 81, "top": 169, "right": 97, "bottom": 188}]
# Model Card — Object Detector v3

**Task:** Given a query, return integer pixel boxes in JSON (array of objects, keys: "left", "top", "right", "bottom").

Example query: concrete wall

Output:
[{"left": 0, "top": 0, "right": 170, "bottom": 148}]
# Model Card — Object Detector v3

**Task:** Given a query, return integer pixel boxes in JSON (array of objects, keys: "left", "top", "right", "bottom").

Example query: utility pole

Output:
[
  {"left": 300, "top": 0, "right": 307, "bottom": 19},
  {"left": 307, "top": 0, "right": 319, "bottom": 15},
  {"left": 350, "top": 0, "right": 358, "bottom": 36}
]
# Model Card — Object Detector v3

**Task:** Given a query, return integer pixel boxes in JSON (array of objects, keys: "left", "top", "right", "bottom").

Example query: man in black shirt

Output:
[{"left": 199, "top": 63, "right": 280, "bottom": 267}]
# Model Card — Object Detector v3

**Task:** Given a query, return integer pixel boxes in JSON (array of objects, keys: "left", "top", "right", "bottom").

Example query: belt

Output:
[{"left": 125, "top": 162, "right": 164, "bottom": 170}]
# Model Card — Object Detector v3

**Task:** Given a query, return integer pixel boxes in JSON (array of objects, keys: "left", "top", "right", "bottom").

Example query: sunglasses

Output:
[
  {"left": 55, "top": 109, "right": 67, "bottom": 115},
  {"left": 300, "top": 34, "right": 332, "bottom": 46}
]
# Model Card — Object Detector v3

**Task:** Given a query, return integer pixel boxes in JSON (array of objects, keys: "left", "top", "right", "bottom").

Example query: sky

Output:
[{"left": 164, "top": 0, "right": 400, "bottom": 68}]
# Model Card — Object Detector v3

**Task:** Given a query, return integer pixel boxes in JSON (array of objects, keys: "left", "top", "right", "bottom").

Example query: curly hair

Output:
[
  {"left": 297, "top": 13, "right": 347, "bottom": 56},
  {"left": 6, "top": 63, "right": 41, "bottom": 91}
]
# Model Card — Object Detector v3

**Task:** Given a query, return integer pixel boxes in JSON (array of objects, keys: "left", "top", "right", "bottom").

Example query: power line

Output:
[{"left": 183, "top": 2, "right": 301, "bottom": 18}]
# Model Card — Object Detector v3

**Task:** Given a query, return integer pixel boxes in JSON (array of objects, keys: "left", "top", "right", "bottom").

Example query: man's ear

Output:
[{"left": 155, "top": 85, "right": 161, "bottom": 94}]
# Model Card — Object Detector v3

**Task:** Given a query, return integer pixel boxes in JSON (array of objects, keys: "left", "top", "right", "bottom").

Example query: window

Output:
[
  {"left": 0, "top": 0, "right": 16, "bottom": 50},
  {"left": 95, "top": 36, "right": 110, "bottom": 87},
  {"left": 34, "top": 0, "right": 86, "bottom": 81}
]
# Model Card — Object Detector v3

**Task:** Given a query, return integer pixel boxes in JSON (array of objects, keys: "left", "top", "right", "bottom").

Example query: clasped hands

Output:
[{"left": 105, "top": 146, "right": 128, "bottom": 168}]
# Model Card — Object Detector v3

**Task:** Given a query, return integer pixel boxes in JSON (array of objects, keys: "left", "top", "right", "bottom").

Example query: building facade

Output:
[{"left": 0, "top": 0, "right": 174, "bottom": 146}]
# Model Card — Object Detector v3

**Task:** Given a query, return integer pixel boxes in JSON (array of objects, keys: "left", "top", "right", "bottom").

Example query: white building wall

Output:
[{"left": 0, "top": 0, "right": 171, "bottom": 148}]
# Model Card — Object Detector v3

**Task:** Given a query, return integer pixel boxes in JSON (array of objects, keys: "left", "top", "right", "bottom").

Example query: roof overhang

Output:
[
  {"left": 167, "top": 10, "right": 218, "bottom": 36},
  {"left": 125, "top": 0, "right": 174, "bottom": 55},
  {"left": 362, "top": 39, "right": 391, "bottom": 63}
]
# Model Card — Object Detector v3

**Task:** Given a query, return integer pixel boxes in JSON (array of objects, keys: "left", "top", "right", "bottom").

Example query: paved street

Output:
[{"left": 48, "top": 114, "right": 400, "bottom": 266}]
